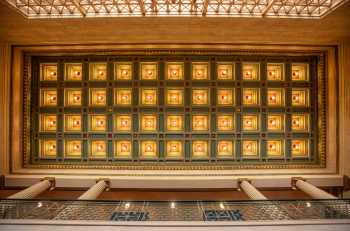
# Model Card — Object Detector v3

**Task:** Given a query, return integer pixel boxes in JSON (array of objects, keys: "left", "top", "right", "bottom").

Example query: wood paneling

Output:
[
  {"left": 0, "top": 189, "right": 19, "bottom": 198},
  {"left": 97, "top": 189, "right": 311, "bottom": 201},
  {"left": 37, "top": 190, "right": 86, "bottom": 200},
  {"left": 0, "top": 44, "right": 10, "bottom": 175},
  {"left": 339, "top": 40, "right": 350, "bottom": 177},
  {"left": 99, "top": 190, "right": 251, "bottom": 201},
  {"left": 0, "top": 189, "right": 311, "bottom": 200}
]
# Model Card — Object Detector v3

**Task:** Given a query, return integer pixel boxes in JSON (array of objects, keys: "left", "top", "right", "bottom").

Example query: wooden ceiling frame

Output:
[{"left": 5, "top": 44, "right": 337, "bottom": 174}]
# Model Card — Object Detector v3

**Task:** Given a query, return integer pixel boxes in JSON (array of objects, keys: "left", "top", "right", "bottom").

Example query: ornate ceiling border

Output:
[
  {"left": 7, "top": 44, "right": 337, "bottom": 175},
  {"left": 21, "top": 48, "right": 326, "bottom": 170}
]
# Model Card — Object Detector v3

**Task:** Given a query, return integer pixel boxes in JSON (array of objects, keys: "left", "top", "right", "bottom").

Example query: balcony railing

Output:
[{"left": 0, "top": 199, "right": 350, "bottom": 222}]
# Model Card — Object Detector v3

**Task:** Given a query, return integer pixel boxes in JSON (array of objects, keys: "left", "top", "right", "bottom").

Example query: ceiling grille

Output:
[{"left": 5, "top": 0, "right": 348, "bottom": 19}]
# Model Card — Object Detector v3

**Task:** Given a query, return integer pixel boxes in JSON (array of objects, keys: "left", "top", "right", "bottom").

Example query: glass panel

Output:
[{"left": 9, "top": 1, "right": 345, "bottom": 19}]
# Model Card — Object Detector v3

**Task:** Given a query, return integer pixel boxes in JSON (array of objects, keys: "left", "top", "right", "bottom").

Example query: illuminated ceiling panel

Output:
[{"left": 5, "top": 0, "right": 348, "bottom": 19}]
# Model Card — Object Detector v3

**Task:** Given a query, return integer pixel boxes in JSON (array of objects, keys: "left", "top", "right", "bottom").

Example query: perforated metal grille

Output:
[{"left": 1, "top": 200, "right": 350, "bottom": 221}]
